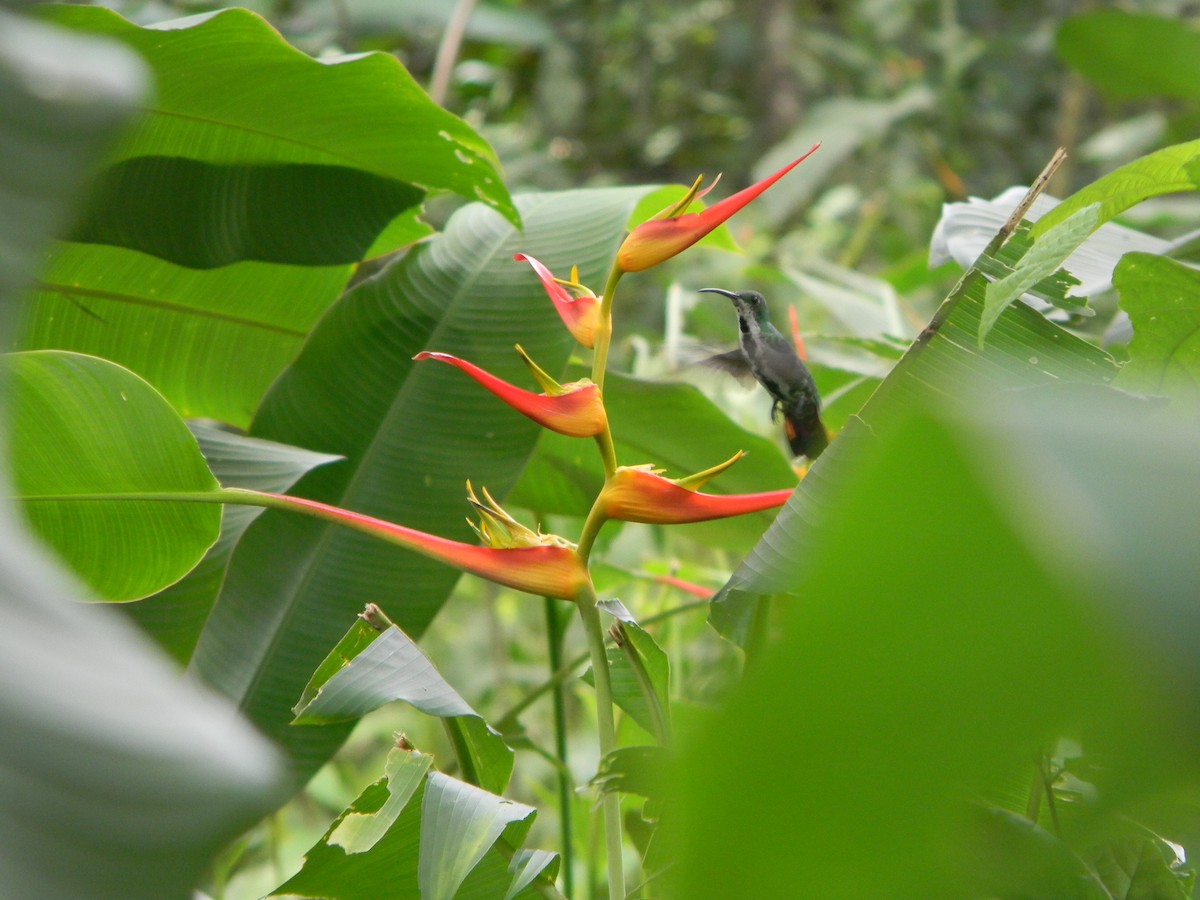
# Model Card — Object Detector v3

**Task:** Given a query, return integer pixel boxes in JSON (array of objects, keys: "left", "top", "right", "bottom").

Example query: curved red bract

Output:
[
  {"left": 616, "top": 144, "right": 820, "bottom": 273},
  {"left": 414, "top": 351, "right": 606, "bottom": 438}
]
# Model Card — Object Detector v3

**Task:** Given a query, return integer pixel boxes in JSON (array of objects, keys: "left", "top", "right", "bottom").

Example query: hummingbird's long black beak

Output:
[{"left": 697, "top": 287, "right": 738, "bottom": 300}]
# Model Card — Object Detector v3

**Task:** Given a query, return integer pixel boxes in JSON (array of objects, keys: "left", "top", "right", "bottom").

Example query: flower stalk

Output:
[
  {"left": 587, "top": 261, "right": 626, "bottom": 477},
  {"left": 590, "top": 262, "right": 625, "bottom": 393},
  {"left": 575, "top": 589, "right": 625, "bottom": 900}
]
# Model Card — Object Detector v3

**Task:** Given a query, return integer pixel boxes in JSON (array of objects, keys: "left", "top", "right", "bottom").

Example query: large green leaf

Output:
[
  {"left": 1112, "top": 253, "right": 1200, "bottom": 405},
  {"left": 293, "top": 607, "right": 514, "bottom": 795},
  {"left": 325, "top": 748, "right": 433, "bottom": 856},
  {"left": 962, "top": 807, "right": 1110, "bottom": 900},
  {"left": 592, "top": 745, "right": 672, "bottom": 801},
  {"left": 1057, "top": 10, "right": 1200, "bottom": 101},
  {"left": 274, "top": 747, "right": 553, "bottom": 900},
  {"left": 418, "top": 773, "right": 538, "bottom": 900},
  {"left": 0, "top": 12, "right": 283, "bottom": 898},
  {"left": 7, "top": 350, "right": 220, "bottom": 601},
  {"left": 13, "top": 244, "right": 349, "bottom": 427},
  {"left": 712, "top": 231, "right": 1118, "bottom": 645},
  {"left": 510, "top": 366, "right": 799, "bottom": 550},
  {"left": 14, "top": 3, "right": 517, "bottom": 427},
  {"left": 189, "top": 186, "right": 661, "bottom": 779},
  {"left": 124, "top": 423, "right": 341, "bottom": 662},
  {"left": 39, "top": 5, "right": 516, "bottom": 262},
  {"left": 69, "top": 156, "right": 425, "bottom": 268}
]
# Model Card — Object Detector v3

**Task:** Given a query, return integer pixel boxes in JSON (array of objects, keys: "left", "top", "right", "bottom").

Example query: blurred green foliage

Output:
[{"left": 6, "top": 0, "right": 1200, "bottom": 896}]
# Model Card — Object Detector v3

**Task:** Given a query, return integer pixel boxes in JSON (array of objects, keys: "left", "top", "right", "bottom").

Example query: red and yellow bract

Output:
[{"left": 616, "top": 143, "right": 821, "bottom": 273}]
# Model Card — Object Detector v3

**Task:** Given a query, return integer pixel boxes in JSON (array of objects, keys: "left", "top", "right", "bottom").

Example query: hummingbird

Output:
[{"left": 697, "top": 288, "right": 828, "bottom": 460}]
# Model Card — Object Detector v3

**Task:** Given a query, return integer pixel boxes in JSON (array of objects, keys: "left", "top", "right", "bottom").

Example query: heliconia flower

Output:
[
  {"left": 413, "top": 347, "right": 606, "bottom": 438},
  {"left": 514, "top": 253, "right": 601, "bottom": 348},
  {"left": 466, "top": 481, "right": 575, "bottom": 551},
  {"left": 252, "top": 490, "right": 590, "bottom": 600},
  {"left": 615, "top": 143, "right": 821, "bottom": 273},
  {"left": 598, "top": 451, "right": 795, "bottom": 524}
]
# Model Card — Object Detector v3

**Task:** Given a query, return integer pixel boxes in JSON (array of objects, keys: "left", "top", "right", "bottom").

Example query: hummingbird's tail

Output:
[{"left": 785, "top": 412, "right": 828, "bottom": 460}]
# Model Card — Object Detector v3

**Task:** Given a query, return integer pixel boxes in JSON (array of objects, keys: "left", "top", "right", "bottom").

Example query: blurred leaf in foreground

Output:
[{"left": 675, "top": 383, "right": 1200, "bottom": 897}]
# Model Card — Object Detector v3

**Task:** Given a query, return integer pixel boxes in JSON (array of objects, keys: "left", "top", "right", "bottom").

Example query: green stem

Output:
[
  {"left": 594, "top": 426, "right": 618, "bottom": 477},
  {"left": 494, "top": 599, "right": 707, "bottom": 732},
  {"left": 1026, "top": 750, "right": 1061, "bottom": 836},
  {"left": 590, "top": 264, "right": 624, "bottom": 392},
  {"left": 576, "top": 591, "right": 624, "bottom": 900},
  {"left": 544, "top": 597, "right": 575, "bottom": 899},
  {"left": 575, "top": 495, "right": 610, "bottom": 563},
  {"left": 443, "top": 717, "right": 480, "bottom": 785}
]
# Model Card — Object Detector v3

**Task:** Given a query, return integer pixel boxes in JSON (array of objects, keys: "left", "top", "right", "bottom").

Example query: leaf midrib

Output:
[{"left": 36, "top": 280, "right": 311, "bottom": 338}]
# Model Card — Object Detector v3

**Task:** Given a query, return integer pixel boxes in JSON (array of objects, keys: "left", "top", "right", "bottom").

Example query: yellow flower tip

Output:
[
  {"left": 514, "top": 343, "right": 564, "bottom": 395},
  {"left": 466, "top": 481, "right": 577, "bottom": 552},
  {"left": 674, "top": 450, "right": 746, "bottom": 491},
  {"left": 658, "top": 172, "right": 718, "bottom": 220}
]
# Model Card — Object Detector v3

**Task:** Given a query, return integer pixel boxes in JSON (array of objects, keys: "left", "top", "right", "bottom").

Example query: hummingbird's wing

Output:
[{"left": 695, "top": 347, "right": 757, "bottom": 386}]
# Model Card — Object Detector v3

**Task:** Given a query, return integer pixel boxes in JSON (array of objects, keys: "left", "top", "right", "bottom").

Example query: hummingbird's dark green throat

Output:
[{"left": 698, "top": 288, "right": 828, "bottom": 460}]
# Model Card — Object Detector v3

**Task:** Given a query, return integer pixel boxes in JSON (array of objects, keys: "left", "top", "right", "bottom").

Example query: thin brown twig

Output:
[
  {"left": 429, "top": 0, "right": 477, "bottom": 105},
  {"left": 989, "top": 147, "right": 1068, "bottom": 256}
]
